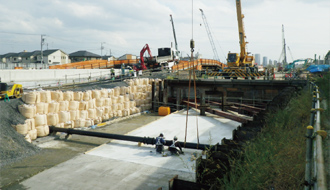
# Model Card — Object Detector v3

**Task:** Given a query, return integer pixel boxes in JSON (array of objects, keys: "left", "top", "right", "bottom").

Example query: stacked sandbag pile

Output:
[{"left": 17, "top": 78, "right": 162, "bottom": 142}]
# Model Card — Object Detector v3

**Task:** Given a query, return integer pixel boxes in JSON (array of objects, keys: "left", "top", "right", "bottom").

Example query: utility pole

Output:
[
  {"left": 41, "top": 35, "right": 45, "bottom": 68},
  {"left": 101, "top": 42, "right": 105, "bottom": 57},
  {"left": 282, "top": 24, "right": 287, "bottom": 66}
]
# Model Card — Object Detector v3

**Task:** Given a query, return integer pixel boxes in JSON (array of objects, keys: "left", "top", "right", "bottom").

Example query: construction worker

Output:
[
  {"left": 155, "top": 133, "right": 165, "bottom": 154},
  {"left": 121, "top": 63, "right": 125, "bottom": 76},
  {"left": 169, "top": 136, "right": 184, "bottom": 155},
  {"left": 4, "top": 93, "right": 10, "bottom": 102},
  {"left": 129, "top": 67, "right": 134, "bottom": 77},
  {"left": 111, "top": 68, "right": 115, "bottom": 79}
]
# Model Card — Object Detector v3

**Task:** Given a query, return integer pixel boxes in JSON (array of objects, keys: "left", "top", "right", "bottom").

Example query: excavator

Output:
[
  {"left": 135, "top": 44, "right": 153, "bottom": 71},
  {"left": 215, "top": 0, "right": 263, "bottom": 79}
]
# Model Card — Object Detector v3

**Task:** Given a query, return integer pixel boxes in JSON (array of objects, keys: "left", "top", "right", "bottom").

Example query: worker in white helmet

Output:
[
  {"left": 169, "top": 136, "right": 184, "bottom": 155},
  {"left": 155, "top": 133, "right": 165, "bottom": 154}
]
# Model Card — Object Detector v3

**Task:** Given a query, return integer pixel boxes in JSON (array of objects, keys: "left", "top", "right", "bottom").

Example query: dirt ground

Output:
[{"left": 0, "top": 112, "right": 163, "bottom": 189}]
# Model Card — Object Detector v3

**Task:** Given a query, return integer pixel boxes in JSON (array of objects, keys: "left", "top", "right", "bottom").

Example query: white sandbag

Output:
[
  {"left": 88, "top": 108, "right": 96, "bottom": 119},
  {"left": 55, "top": 122, "right": 64, "bottom": 128},
  {"left": 36, "top": 102, "right": 48, "bottom": 114},
  {"left": 35, "top": 114, "right": 47, "bottom": 126},
  {"left": 83, "top": 90, "right": 92, "bottom": 101},
  {"left": 124, "top": 94, "right": 130, "bottom": 102},
  {"left": 135, "top": 99, "right": 142, "bottom": 107},
  {"left": 133, "top": 78, "right": 140, "bottom": 86},
  {"left": 59, "top": 101, "right": 69, "bottom": 111},
  {"left": 102, "top": 114, "right": 109, "bottom": 121},
  {"left": 80, "top": 110, "right": 88, "bottom": 120},
  {"left": 96, "top": 107, "right": 104, "bottom": 117},
  {"left": 18, "top": 104, "right": 36, "bottom": 119},
  {"left": 117, "top": 103, "right": 123, "bottom": 111},
  {"left": 79, "top": 101, "right": 89, "bottom": 110},
  {"left": 131, "top": 86, "right": 137, "bottom": 93},
  {"left": 130, "top": 101, "right": 136, "bottom": 108},
  {"left": 69, "top": 101, "right": 79, "bottom": 111},
  {"left": 51, "top": 91, "right": 63, "bottom": 102},
  {"left": 109, "top": 112, "right": 114, "bottom": 118},
  {"left": 16, "top": 123, "right": 28, "bottom": 135},
  {"left": 28, "top": 129, "right": 37, "bottom": 140},
  {"left": 63, "top": 91, "right": 74, "bottom": 101},
  {"left": 59, "top": 111, "right": 70, "bottom": 123},
  {"left": 22, "top": 91, "right": 40, "bottom": 104},
  {"left": 113, "top": 87, "right": 120, "bottom": 97},
  {"left": 64, "top": 121, "right": 74, "bottom": 128},
  {"left": 101, "top": 89, "right": 108, "bottom": 98},
  {"left": 40, "top": 91, "right": 52, "bottom": 103},
  {"left": 104, "top": 106, "right": 111, "bottom": 115},
  {"left": 88, "top": 99, "right": 95, "bottom": 109},
  {"left": 117, "top": 110, "right": 122, "bottom": 117},
  {"left": 74, "top": 119, "right": 85, "bottom": 128},
  {"left": 92, "top": 90, "right": 101, "bottom": 99},
  {"left": 85, "top": 119, "right": 94, "bottom": 127},
  {"left": 135, "top": 92, "right": 142, "bottom": 99},
  {"left": 47, "top": 113, "right": 59, "bottom": 126},
  {"left": 104, "top": 98, "right": 111, "bottom": 107},
  {"left": 120, "top": 86, "right": 127, "bottom": 95},
  {"left": 118, "top": 95, "right": 124, "bottom": 103},
  {"left": 93, "top": 117, "right": 102, "bottom": 125},
  {"left": 24, "top": 134, "right": 32, "bottom": 143},
  {"left": 126, "top": 86, "right": 131, "bottom": 94},
  {"left": 112, "top": 97, "right": 118, "bottom": 104},
  {"left": 147, "top": 84, "right": 152, "bottom": 92},
  {"left": 48, "top": 102, "right": 60, "bottom": 113},
  {"left": 123, "top": 101, "right": 130, "bottom": 109},
  {"left": 25, "top": 118, "right": 35, "bottom": 130},
  {"left": 135, "top": 107, "right": 141, "bottom": 113},
  {"left": 36, "top": 125, "right": 49, "bottom": 137},
  {"left": 108, "top": 89, "right": 114, "bottom": 98},
  {"left": 122, "top": 109, "right": 130, "bottom": 117},
  {"left": 69, "top": 110, "right": 79, "bottom": 121},
  {"left": 73, "top": 91, "right": 83, "bottom": 101},
  {"left": 136, "top": 85, "right": 143, "bottom": 92},
  {"left": 126, "top": 79, "right": 134, "bottom": 87},
  {"left": 95, "top": 98, "right": 104, "bottom": 107}
]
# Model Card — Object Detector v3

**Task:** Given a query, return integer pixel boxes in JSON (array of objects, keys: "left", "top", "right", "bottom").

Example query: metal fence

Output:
[{"left": 304, "top": 82, "right": 327, "bottom": 190}]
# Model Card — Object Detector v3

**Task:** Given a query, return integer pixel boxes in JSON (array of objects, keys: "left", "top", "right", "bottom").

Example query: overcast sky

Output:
[{"left": 0, "top": 0, "right": 329, "bottom": 63}]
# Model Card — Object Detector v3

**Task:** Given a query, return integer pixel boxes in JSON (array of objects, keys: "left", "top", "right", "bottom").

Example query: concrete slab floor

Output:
[{"left": 15, "top": 109, "right": 240, "bottom": 190}]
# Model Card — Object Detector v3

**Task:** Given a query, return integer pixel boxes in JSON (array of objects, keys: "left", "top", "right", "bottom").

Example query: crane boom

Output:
[
  {"left": 227, "top": 0, "right": 254, "bottom": 67},
  {"left": 235, "top": 0, "right": 247, "bottom": 61},
  {"left": 199, "top": 8, "right": 220, "bottom": 62},
  {"left": 170, "top": 14, "right": 179, "bottom": 57}
]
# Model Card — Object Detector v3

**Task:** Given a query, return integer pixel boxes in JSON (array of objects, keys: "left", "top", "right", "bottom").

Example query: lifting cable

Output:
[{"left": 184, "top": 0, "right": 200, "bottom": 149}]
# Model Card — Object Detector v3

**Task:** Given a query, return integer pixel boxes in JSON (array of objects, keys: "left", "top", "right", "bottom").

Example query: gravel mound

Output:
[{"left": 0, "top": 99, "right": 40, "bottom": 167}]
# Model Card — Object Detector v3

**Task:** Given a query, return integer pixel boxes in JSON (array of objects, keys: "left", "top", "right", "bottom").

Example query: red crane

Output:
[{"left": 139, "top": 44, "right": 153, "bottom": 70}]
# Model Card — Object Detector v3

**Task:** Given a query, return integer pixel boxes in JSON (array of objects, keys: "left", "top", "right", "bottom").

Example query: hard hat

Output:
[
  {"left": 160, "top": 133, "right": 163, "bottom": 137},
  {"left": 174, "top": 136, "right": 178, "bottom": 140}
]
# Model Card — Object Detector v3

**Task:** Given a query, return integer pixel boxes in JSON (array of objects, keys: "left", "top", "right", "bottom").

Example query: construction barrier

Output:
[
  {"left": 49, "top": 59, "right": 139, "bottom": 69},
  {"left": 172, "top": 59, "right": 225, "bottom": 71}
]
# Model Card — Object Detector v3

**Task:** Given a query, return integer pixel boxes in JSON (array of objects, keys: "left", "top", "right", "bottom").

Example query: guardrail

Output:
[{"left": 304, "top": 82, "right": 327, "bottom": 190}]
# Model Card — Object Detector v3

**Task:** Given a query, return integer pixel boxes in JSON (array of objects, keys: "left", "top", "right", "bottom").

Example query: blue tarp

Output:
[{"left": 306, "top": 65, "right": 330, "bottom": 73}]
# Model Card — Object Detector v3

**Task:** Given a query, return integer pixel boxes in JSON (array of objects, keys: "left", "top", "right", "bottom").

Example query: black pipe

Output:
[{"left": 49, "top": 126, "right": 215, "bottom": 150}]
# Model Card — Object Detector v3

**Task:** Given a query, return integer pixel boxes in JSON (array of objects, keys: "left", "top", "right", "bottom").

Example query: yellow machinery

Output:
[
  {"left": 0, "top": 83, "right": 23, "bottom": 99},
  {"left": 208, "top": 0, "right": 263, "bottom": 79}
]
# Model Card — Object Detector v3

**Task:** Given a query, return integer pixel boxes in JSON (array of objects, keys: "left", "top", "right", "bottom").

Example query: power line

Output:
[{"left": 0, "top": 31, "right": 40, "bottom": 36}]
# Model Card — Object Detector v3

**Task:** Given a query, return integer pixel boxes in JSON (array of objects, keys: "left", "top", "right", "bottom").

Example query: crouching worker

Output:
[
  {"left": 155, "top": 133, "right": 165, "bottom": 154},
  {"left": 169, "top": 136, "right": 184, "bottom": 155}
]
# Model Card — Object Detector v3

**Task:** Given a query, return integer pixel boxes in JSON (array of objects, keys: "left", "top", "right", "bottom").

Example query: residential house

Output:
[
  {"left": 42, "top": 49, "right": 69, "bottom": 65},
  {"left": 69, "top": 50, "right": 101, "bottom": 62}
]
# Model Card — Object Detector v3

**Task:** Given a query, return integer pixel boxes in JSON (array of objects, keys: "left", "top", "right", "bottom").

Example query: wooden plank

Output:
[{"left": 183, "top": 101, "right": 248, "bottom": 123}]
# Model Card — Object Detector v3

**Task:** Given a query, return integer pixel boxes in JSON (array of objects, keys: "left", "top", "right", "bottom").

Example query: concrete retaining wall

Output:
[{"left": 0, "top": 69, "right": 125, "bottom": 83}]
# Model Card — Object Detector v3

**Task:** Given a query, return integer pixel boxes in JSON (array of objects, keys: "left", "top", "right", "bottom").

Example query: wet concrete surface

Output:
[{"left": 0, "top": 113, "right": 163, "bottom": 189}]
